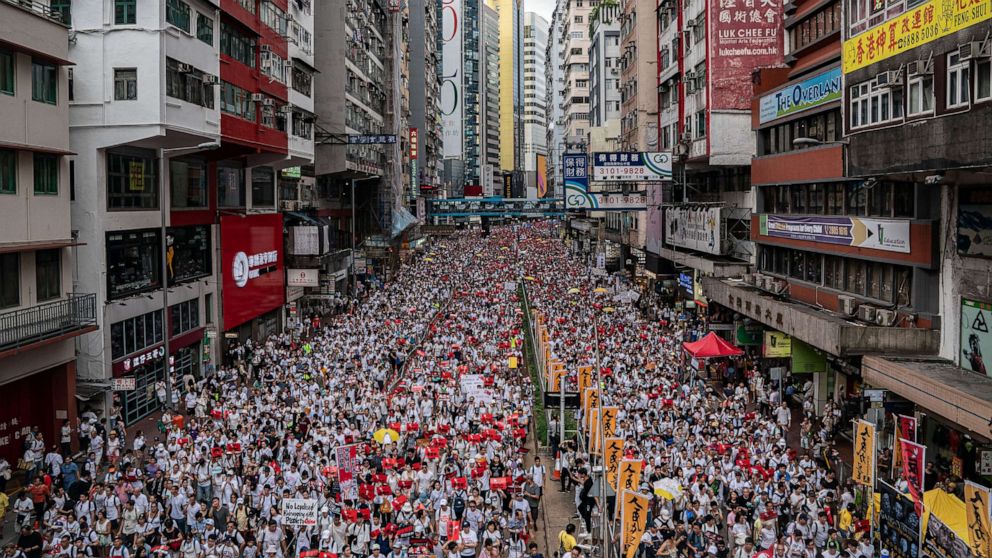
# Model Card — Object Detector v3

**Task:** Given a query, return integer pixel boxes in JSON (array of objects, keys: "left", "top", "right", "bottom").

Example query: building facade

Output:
[
  {"left": 0, "top": 1, "right": 92, "bottom": 461},
  {"left": 482, "top": 2, "right": 502, "bottom": 195},
  {"left": 409, "top": 0, "right": 444, "bottom": 197},
  {"left": 544, "top": 0, "right": 567, "bottom": 195},
  {"left": 522, "top": 11, "right": 549, "bottom": 196},
  {"left": 489, "top": 0, "right": 524, "bottom": 173},
  {"left": 588, "top": 3, "right": 621, "bottom": 129}
]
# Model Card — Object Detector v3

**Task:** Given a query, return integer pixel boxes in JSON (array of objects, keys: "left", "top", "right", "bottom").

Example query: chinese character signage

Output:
[
  {"left": 852, "top": 419, "right": 876, "bottom": 486},
  {"left": 605, "top": 438, "right": 624, "bottom": 491},
  {"left": 665, "top": 206, "right": 724, "bottom": 255},
  {"left": 536, "top": 154, "right": 549, "bottom": 198},
  {"left": 709, "top": 0, "right": 784, "bottom": 109},
  {"left": 616, "top": 460, "right": 643, "bottom": 519},
  {"left": 843, "top": 0, "right": 992, "bottom": 74},
  {"left": 221, "top": 214, "right": 285, "bottom": 330},
  {"left": 347, "top": 135, "right": 397, "bottom": 144},
  {"left": 592, "top": 152, "right": 672, "bottom": 182},
  {"left": 759, "top": 67, "right": 842, "bottom": 124},
  {"left": 900, "top": 438, "right": 926, "bottom": 515},
  {"left": 759, "top": 214, "right": 911, "bottom": 253},
  {"left": 964, "top": 481, "right": 992, "bottom": 558},
  {"left": 621, "top": 491, "right": 651, "bottom": 558}
]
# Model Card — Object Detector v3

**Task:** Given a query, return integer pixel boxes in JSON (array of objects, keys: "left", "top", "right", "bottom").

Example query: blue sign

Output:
[
  {"left": 759, "top": 67, "right": 842, "bottom": 124},
  {"left": 348, "top": 135, "right": 397, "bottom": 144},
  {"left": 562, "top": 154, "right": 589, "bottom": 208},
  {"left": 678, "top": 272, "right": 693, "bottom": 297}
]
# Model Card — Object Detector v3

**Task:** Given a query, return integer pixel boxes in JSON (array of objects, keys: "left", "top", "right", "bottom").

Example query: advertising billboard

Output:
[
  {"left": 410, "top": 127, "right": 419, "bottom": 197},
  {"left": 592, "top": 152, "right": 672, "bottom": 182},
  {"left": 708, "top": 0, "right": 784, "bottom": 110},
  {"left": 441, "top": 0, "right": 463, "bottom": 158},
  {"left": 665, "top": 206, "right": 724, "bottom": 255},
  {"left": 961, "top": 298, "right": 992, "bottom": 378},
  {"left": 842, "top": 0, "right": 991, "bottom": 74},
  {"left": 221, "top": 214, "right": 285, "bottom": 331},
  {"left": 763, "top": 331, "right": 792, "bottom": 357},
  {"left": 759, "top": 67, "right": 841, "bottom": 124},
  {"left": 536, "top": 154, "right": 549, "bottom": 198},
  {"left": 287, "top": 269, "right": 319, "bottom": 287},
  {"left": 759, "top": 214, "right": 910, "bottom": 253}
]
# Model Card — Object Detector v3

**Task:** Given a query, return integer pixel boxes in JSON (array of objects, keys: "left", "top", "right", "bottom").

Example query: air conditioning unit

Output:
[
  {"left": 202, "top": 74, "right": 219, "bottom": 85},
  {"left": 680, "top": 130, "right": 692, "bottom": 142},
  {"left": 876, "top": 69, "right": 903, "bottom": 86},
  {"left": 279, "top": 104, "right": 293, "bottom": 114},
  {"left": 262, "top": 98, "right": 275, "bottom": 107},
  {"left": 856, "top": 304, "right": 877, "bottom": 323},
  {"left": 251, "top": 93, "right": 266, "bottom": 102},
  {"left": 906, "top": 59, "right": 933, "bottom": 75},
  {"left": 176, "top": 63, "right": 194, "bottom": 73},
  {"left": 610, "top": 68, "right": 619, "bottom": 75},
  {"left": 875, "top": 309, "right": 897, "bottom": 326},
  {"left": 742, "top": 273, "right": 757, "bottom": 286},
  {"left": 261, "top": 44, "right": 273, "bottom": 53},
  {"left": 958, "top": 41, "right": 990, "bottom": 60},
  {"left": 838, "top": 294, "right": 858, "bottom": 316}
]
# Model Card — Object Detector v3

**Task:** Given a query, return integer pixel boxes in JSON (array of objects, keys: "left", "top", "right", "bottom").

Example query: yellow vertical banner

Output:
[
  {"left": 604, "top": 438, "right": 624, "bottom": 491},
  {"left": 588, "top": 408, "right": 601, "bottom": 454},
  {"left": 578, "top": 366, "right": 592, "bottom": 395},
  {"left": 965, "top": 481, "right": 992, "bottom": 558},
  {"left": 852, "top": 420, "right": 876, "bottom": 487},
  {"left": 616, "top": 460, "right": 643, "bottom": 519},
  {"left": 602, "top": 406, "right": 619, "bottom": 438},
  {"left": 582, "top": 388, "right": 599, "bottom": 431},
  {"left": 552, "top": 362, "right": 565, "bottom": 392},
  {"left": 508, "top": 356, "right": 518, "bottom": 369},
  {"left": 621, "top": 490, "right": 650, "bottom": 558}
]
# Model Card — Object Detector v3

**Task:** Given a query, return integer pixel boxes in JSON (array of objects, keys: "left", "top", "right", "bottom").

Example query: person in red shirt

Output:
[{"left": 26, "top": 477, "right": 49, "bottom": 528}]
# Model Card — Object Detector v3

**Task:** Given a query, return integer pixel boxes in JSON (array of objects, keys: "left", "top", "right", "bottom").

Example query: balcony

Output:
[{"left": 0, "top": 294, "right": 98, "bottom": 357}]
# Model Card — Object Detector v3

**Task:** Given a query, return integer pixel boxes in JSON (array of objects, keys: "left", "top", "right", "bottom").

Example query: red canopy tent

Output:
[{"left": 682, "top": 332, "right": 744, "bottom": 358}]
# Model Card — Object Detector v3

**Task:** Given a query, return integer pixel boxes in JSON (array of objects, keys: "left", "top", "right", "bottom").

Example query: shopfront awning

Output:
[
  {"left": 862, "top": 356, "right": 992, "bottom": 439},
  {"left": 683, "top": 332, "right": 744, "bottom": 358},
  {"left": 658, "top": 247, "right": 749, "bottom": 277}
]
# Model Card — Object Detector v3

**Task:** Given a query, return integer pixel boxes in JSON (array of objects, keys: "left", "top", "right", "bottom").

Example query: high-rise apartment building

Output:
[
  {"left": 618, "top": 0, "right": 658, "bottom": 152},
  {"left": 561, "top": 0, "right": 593, "bottom": 145},
  {"left": 488, "top": 0, "right": 524, "bottom": 173},
  {"left": 588, "top": 3, "right": 621, "bottom": 129},
  {"left": 545, "top": 0, "right": 567, "bottom": 195},
  {"left": 482, "top": 3, "right": 502, "bottom": 195},
  {"left": 522, "top": 11, "right": 548, "bottom": 196},
  {"left": 442, "top": 0, "right": 485, "bottom": 196},
  {"left": 409, "top": 0, "right": 444, "bottom": 197},
  {"left": 0, "top": 0, "right": 92, "bottom": 461}
]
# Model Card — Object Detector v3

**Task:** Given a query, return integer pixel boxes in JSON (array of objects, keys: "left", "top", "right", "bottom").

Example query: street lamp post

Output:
[{"left": 158, "top": 141, "right": 219, "bottom": 411}]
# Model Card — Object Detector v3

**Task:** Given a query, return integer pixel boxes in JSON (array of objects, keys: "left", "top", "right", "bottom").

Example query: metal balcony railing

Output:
[
  {"left": 1, "top": 0, "right": 69, "bottom": 25},
  {"left": 0, "top": 293, "right": 97, "bottom": 353}
]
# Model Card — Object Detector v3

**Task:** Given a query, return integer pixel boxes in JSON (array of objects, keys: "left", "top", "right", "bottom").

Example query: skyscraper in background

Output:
[
  {"left": 488, "top": 0, "right": 524, "bottom": 174},
  {"left": 522, "top": 11, "right": 548, "bottom": 198}
]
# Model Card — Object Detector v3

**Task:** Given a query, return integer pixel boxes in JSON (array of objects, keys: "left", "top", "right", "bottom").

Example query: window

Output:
[
  {"left": 205, "top": 293, "right": 213, "bottom": 324},
  {"left": 166, "top": 0, "right": 191, "bottom": 32},
  {"left": 976, "top": 57, "right": 991, "bottom": 102},
  {"left": 31, "top": 60, "right": 57, "bottom": 104},
  {"left": 947, "top": 52, "right": 970, "bottom": 108},
  {"left": 110, "top": 310, "right": 164, "bottom": 360},
  {"left": 114, "top": 69, "right": 137, "bottom": 100},
  {"left": 169, "top": 299, "right": 200, "bottom": 337},
  {"left": 167, "top": 226, "right": 210, "bottom": 285},
  {"left": 35, "top": 249, "right": 61, "bottom": 302},
  {"left": 114, "top": 0, "right": 136, "bottom": 24},
  {"left": 218, "top": 164, "right": 245, "bottom": 207},
  {"left": 789, "top": 1, "right": 840, "bottom": 52},
  {"left": 0, "top": 253, "right": 18, "bottom": 309},
  {"left": 165, "top": 58, "right": 214, "bottom": 109},
  {"left": 695, "top": 110, "right": 706, "bottom": 138},
  {"left": 33, "top": 154, "right": 58, "bottom": 195},
  {"left": 850, "top": 78, "right": 901, "bottom": 129},
  {"left": 220, "top": 81, "right": 256, "bottom": 121},
  {"left": 237, "top": 0, "right": 256, "bottom": 13},
  {"left": 107, "top": 229, "right": 161, "bottom": 300},
  {"left": 291, "top": 65, "right": 312, "bottom": 97},
  {"left": 196, "top": 13, "right": 214, "bottom": 45},
  {"left": 292, "top": 111, "right": 313, "bottom": 139},
  {"left": 261, "top": 2, "right": 287, "bottom": 35},
  {"left": 107, "top": 149, "right": 158, "bottom": 210},
  {"left": 907, "top": 74, "right": 933, "bottom": 115},
  {"left": 0, "top": 50, "right": 13, "bottom": 95},
  {"left": 251, "top": 166, "right": 275, "bottom": 207},
  {"left": 0, "top": 149, "right": 15, "bottom": 194},
  {"left": 574, "top": 15, "right": 583, "bottom": 23},
  {"left": 824, "top": 255, "right": 844, "bottom": 289},
  {"left": 169, "top": 159, "right": 207, "bottom": 208},
  {"left": 50, "top": 0, "right": 71, "bottom": 24},
  {"left": 221, "top": 21, "right": 256, "bottom": 68},
  {"left": 261, "top": 50, "right": 288, "bottom": 84}
]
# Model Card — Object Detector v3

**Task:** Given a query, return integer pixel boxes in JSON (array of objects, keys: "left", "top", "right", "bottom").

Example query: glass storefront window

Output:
[
  {"left": 110, "top": 310, "right": 164, "bottom": 360},
  {"left": 107, "top": 229, "right": 161, "bottom": 299},
  {"left": 170, "top": 159, "right": 208, "bottom": 208},
  {"left": 167, "top": 226, "right": 210, "bottom": 285},
  {"left": 120, "top": 358, "right": 164, "bottom": 425}
]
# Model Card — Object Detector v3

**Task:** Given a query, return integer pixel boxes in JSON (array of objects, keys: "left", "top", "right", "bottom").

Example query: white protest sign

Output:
[
  {"left": 460, "top": 374, "right": 493, "bottom": 404},
  {"left": 281, "top": 498, "right": 318, "bottom": 527}
]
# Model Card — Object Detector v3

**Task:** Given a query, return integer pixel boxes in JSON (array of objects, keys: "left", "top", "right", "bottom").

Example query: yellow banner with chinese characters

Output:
[
  {"left": 852, "top": 420, "right": 876, "bottom": 486},
  {"left": 843, "top": 0, "right": 992, "bottom": 73},
  {"left": 965, "top": 481, "right": 992, "bottom": 558},
  {"left": 605, "top": 438, "right": 624, "bottom": 491},
  {"left": 583, "top": 387, "right": 599, "bottom": 430},
  {"left": 602, "top": 406, "right": 619, "bottom": 438},
  {"left": 616, "top": 460, "right": 643, "bottom": 519},
  {"left": 588, "top": 408, "right": 601, "bottom": 454},
  {"left": 621, "top": 490, "right": 651, "bottom": 558}
]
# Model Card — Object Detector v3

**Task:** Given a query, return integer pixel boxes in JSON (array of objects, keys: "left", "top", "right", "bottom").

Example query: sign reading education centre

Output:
[
  {"left": 220, "top": 213, "right": 285, "bottom": 331},
  {"left": 593, "top": 152, "right": 673, "bottom": 182},
  {"left": 759, "top": 214, "right": 911, "bottom": 253},
  {"left": 843, "top": 0, "right": 991, "bottom": 74},
  {"left": 665, "top": 206, "right": 724, "bottom": 255},
  {"left": 708, "top": 0, "right": 784, "bottom": 109},
  {"left": 759, "top": 67, "right": 842, "bottom": 124}
]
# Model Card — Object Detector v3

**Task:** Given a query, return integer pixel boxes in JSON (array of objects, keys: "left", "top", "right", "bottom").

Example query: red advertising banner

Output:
[
  {"left": 893, "top": 414, "right": 917, "bottom": 473},
  {"left": 708, "top": 0, "right": 784, "bottom": 109},
  {"left": 900, "top": 438, "right": 925, "bottom": 516},
  {"left": 220, "top": 213, "right": 285, "bottom": 330}
]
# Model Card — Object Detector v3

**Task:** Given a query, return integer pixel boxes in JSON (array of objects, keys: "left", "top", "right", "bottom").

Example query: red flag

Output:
[{"left": 900, "top": 438, "right": 925, "bottom": 516}]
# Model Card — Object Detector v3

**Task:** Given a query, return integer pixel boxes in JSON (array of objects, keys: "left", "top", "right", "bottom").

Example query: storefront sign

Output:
[
  {"left": 763, "top": 331, "right": 792, "bottom": 357},
  {"left": 708, "top": 0, "right": 783, "bottom": 109},
  {"left": 759, "top": 67, "right": 841, "bottom": 124},
  {"left": 562, "top": 154, "right": 591, "bottom": 209},
  {"left": 791, "top": 339, "right": 826, "bottom": 373},
  {"left": 981, "top": 450, "right": 992, "bottom": 475},
  {"left": 287, "top": 268, "right": 319, "bottom": 287},
  {"left": 842, "top": 0, "right": 992, "bottom": 74},
  {"left": 121, "top": 346, "right": 165, "bottom": 372},
  {"left": 593, "top": 152, "right": 672, "bottom": 182},
  {"left": 678, "top": 272, "right": 693, "bottom": 297},
  {"left": 759, "top": 214, "right": 910, "bottom": 253},
  {"left": 112, "top": 377, "right": 136, "bottom": 391},
  {"left": 221, "top": 214, "right": 285, "bottom": 331},
  {"left": 735, "top": 323, "right": 763, "bottom": 346},
  {"left": 958, "top": 186, "right": 992, "bottom": 258},
  {"left": 665, "top": 206, "right": 723, "bottom": 255},
  {"left": 960, "top": 298, "right": 992, "bottom": 377}
]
